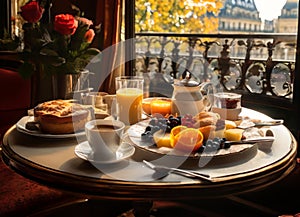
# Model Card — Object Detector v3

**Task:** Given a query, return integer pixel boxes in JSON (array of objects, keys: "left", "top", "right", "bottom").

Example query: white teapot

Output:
[{"left": 171, "top": 76, "right": 213, "bottom": 116}]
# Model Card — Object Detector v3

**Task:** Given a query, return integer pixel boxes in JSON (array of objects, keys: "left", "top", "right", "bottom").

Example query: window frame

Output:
[{"left": 125, "top": 0, "right": 300, "bottom": 141}]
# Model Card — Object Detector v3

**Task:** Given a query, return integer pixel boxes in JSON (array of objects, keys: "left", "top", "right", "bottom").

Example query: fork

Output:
[
  {"left": 143, "top": 160, "right": 212, "bottom": 182},
  {"left": 237, "top": 119, "right": 284, "bottom": 129}
]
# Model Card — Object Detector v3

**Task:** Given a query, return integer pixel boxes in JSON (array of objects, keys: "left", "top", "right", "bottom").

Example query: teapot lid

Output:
[{"left": 175, "top": 73, "right": 199, "bottom": 87}]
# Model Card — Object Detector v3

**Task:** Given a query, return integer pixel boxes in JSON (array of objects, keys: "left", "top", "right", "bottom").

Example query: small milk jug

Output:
[{"left": 171, "top": 77, "right": 213, "bottom": 116}]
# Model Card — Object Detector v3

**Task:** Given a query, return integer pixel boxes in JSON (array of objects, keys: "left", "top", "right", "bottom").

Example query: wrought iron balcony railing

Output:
[{"left": 134, "top": 32, "right": 296, "bottom": 101}]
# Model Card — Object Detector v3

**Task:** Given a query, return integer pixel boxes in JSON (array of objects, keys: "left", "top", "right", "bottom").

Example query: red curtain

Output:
[
  {"left": 95, "top": 0, "right": 123, "bottom": 93},
  {"left": 52, "top": 0, "right": 124, "bottom": 93}
]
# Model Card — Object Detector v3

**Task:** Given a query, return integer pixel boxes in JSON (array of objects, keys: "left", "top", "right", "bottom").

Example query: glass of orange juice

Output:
[{"left": 115, "top": 76, "right": 144, "bottom": 125}]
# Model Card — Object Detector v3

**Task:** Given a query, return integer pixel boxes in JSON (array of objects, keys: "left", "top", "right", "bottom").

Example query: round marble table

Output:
[{"left": 1, "top": 108, "right": 298, "bottom": 216}]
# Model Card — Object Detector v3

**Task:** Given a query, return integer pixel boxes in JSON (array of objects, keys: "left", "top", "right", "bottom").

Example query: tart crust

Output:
[{"left": 34, "top": 100, "right": 89, "bottom": 134}]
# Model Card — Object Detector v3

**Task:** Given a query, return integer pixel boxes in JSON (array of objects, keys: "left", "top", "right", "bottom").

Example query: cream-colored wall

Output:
[
  {"left": 220, "top": 17, "right": 261, "bottom": 32},
  {"left": 276, "top": 18, "right": 298, "bottom": 33}
]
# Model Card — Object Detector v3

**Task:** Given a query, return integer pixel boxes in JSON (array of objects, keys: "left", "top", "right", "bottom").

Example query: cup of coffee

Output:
[{"left": 85, "top": 119, "right": 125, "bottom": 161}]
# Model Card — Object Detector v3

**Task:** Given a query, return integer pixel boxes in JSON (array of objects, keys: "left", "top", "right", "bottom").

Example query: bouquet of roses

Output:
[{"left": 18, "top": 0, "right": 101, "bottom": 78}]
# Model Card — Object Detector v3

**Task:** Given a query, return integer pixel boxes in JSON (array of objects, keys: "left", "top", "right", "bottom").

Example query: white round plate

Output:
[
  {"left": 126, "top": 108, "right": 284, "bottom": 165},
  {"left": 16, "top": 116, "right": 85, "bottom": 138},
  {"left": 74, "top": 141, "right": 135, "bottom": 164}
]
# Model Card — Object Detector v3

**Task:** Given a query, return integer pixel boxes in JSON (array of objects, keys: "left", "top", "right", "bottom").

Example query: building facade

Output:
[
  {"left": 276, "top": 0, "right": 298, "bottom": 33},
  {"left": 218, "top": 0, "right": 262, "bottom": 33},
  {"left": 218, "top": 0, "right": 298, "bottom": 33}
]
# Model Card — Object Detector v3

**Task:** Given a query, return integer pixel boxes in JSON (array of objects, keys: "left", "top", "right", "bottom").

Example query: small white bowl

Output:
[{"left": 212, "top": 107, "right": 242, "bottom": 120}]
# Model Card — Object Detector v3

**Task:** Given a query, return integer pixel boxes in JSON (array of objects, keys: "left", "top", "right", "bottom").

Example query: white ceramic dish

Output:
[
  {"left": 16, "top": 116, "right": 85, "bottom": 138},
  {"left": 74, "top": 141, "right": 135, "bottom": 164}
]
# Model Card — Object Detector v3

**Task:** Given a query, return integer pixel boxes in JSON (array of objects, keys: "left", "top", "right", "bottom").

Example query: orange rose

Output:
[
  {"left": 78, "top": 17, "right": 93, "bottom": 27},
  {"left": 84, "top": 29, "right": 95, "bottom": 43},
  {"left": 54, "top": 14, "right": 78, "bottom": 35},
  {"left": 20, "top": 1, "right": 44, "bottom": 23}
]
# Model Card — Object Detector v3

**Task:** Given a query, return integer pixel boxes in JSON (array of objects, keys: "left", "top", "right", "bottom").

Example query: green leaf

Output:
[
  {"left": 90, "top": 53, "right": 102, "bottom": 63},
  {"left": 40, "top": 48, "right": 59, "bottom": 57},
  {"left": 50, "top": 57, "right": 66, "bottom": 67},
  {"left": 84, "top": 48, "right": 101, "bottom": 56}
]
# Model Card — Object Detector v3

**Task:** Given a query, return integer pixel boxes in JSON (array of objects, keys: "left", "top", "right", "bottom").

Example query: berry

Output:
[
  {"left": 200, "top": 137, "right": 228, "bottom": 152},
  {"left": 145, "top": 125, "right": 152, "bottom": 132},
  {"left": 181, "top": 114, "right": 196, "bottom": 127},
  {"left": 151, "top": 125, "right": 161, "bottom": 134},
  {"left": 141, "top": 131, "right": 154, "bottom": 142}
]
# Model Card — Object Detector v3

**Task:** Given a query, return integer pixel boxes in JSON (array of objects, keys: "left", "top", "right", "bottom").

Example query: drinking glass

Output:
[{"left": 115, "top": 76, "right": 144, "bottom": 125}]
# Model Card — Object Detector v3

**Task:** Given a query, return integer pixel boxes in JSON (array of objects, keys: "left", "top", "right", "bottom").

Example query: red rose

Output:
[
  {"left": 54, "top": 14, "right": 78, "bottom": 35},
  {"left": 84, "top": 29, "right": 95, "bottom": 43},
  {"left": 20, "top": 1, "right": 44, "bottom": 23}
]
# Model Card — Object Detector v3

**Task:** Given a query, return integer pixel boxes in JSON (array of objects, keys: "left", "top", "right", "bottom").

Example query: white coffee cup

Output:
[
  {"left": 85, "top": 119, "right": 125, "bottom": 161},
  {"left": 81, "top": 92, "right": 108, "bottom": 108},
  {"left": 103, "top": 94, "right": 117, "bottom": 117}
]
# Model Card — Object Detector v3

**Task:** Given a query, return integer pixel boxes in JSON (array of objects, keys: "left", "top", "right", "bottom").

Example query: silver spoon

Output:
[{"left": 143, "top": 160, "right": 212, "bottom": 182}]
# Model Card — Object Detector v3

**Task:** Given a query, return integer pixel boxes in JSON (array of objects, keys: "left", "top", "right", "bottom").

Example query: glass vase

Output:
[{"left": 52, "top": 69, "right": 91, "bottom": 100}]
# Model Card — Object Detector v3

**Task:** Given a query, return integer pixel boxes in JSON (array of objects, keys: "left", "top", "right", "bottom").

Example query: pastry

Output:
[
  {"left": 194, "top": 111, "right": 220, "bottom": 121},
  {"left": 33, "top": 100, "right": 89, "bottom": 134},
  {"left": 194, "top": 111, "right": 222, "bottom": 139},
  {"left": 193, "top": 111, "right": 220, "bottom": 128}
]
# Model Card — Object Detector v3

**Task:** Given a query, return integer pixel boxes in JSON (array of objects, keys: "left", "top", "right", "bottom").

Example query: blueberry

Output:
[
  {"left": 213, "top": 137, "right": 220, "bottom": 142},
  {"left": 151, "top": 125, "right": 161, "bottom": 133},
  {"left": 142, "top": 130, "right": 151, "bottom": 136},
  {"left": 147, "top": 134, "right": 153, "bottom": 140},
  {"left": 141, "top": 131, "right": 153, "bottom": 141},
  {"left": 212, "top": 141, "right": 220, "bottom": 149},
  {"left": 159, "top": 123, "right": 168, "bottom": 130},
  {"left": 168, "top": 115, "right": 174, "bottom": 120},
  {"left": 198, "top": 146, "right": 205, "bottom": 153},
  {"left": 166, "top": 125, "right": 172, "bottom": 133},
  {"left": 169, "top": 118, "right": 179, "bottom": 127},
  {"left": 205, "top": 139, "right": 213, "bottom": 145},
  {"left": 149, "top": 118, "right": 158, "bottom": 126},
  {"left": 177, "top": 116, "right": 181, "bottom": 123},
  {"left": 223, "top": 142, "right": 231, "bottom": 149},
  {"left": 205, "top": 144, "right": 213, "bottom": 151},
  {"left": 145, "top": 126, "right": 152, "bottom": 132},
  {"left": 158, "top": 118, "right": 167, "bottom": 124}
]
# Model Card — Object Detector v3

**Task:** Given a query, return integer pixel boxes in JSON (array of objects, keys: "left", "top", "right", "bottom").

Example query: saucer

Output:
[
  {"left": 16, "top": 116, "right": 85, "bottom": 138},
  {"left": 74, "top": 141, "right": 135, "bottom": 164}
]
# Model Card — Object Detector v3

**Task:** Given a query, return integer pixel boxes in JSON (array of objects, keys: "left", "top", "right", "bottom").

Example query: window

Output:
[{"left": 131, "top": 0, "right": 300, "bottom": 140}]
